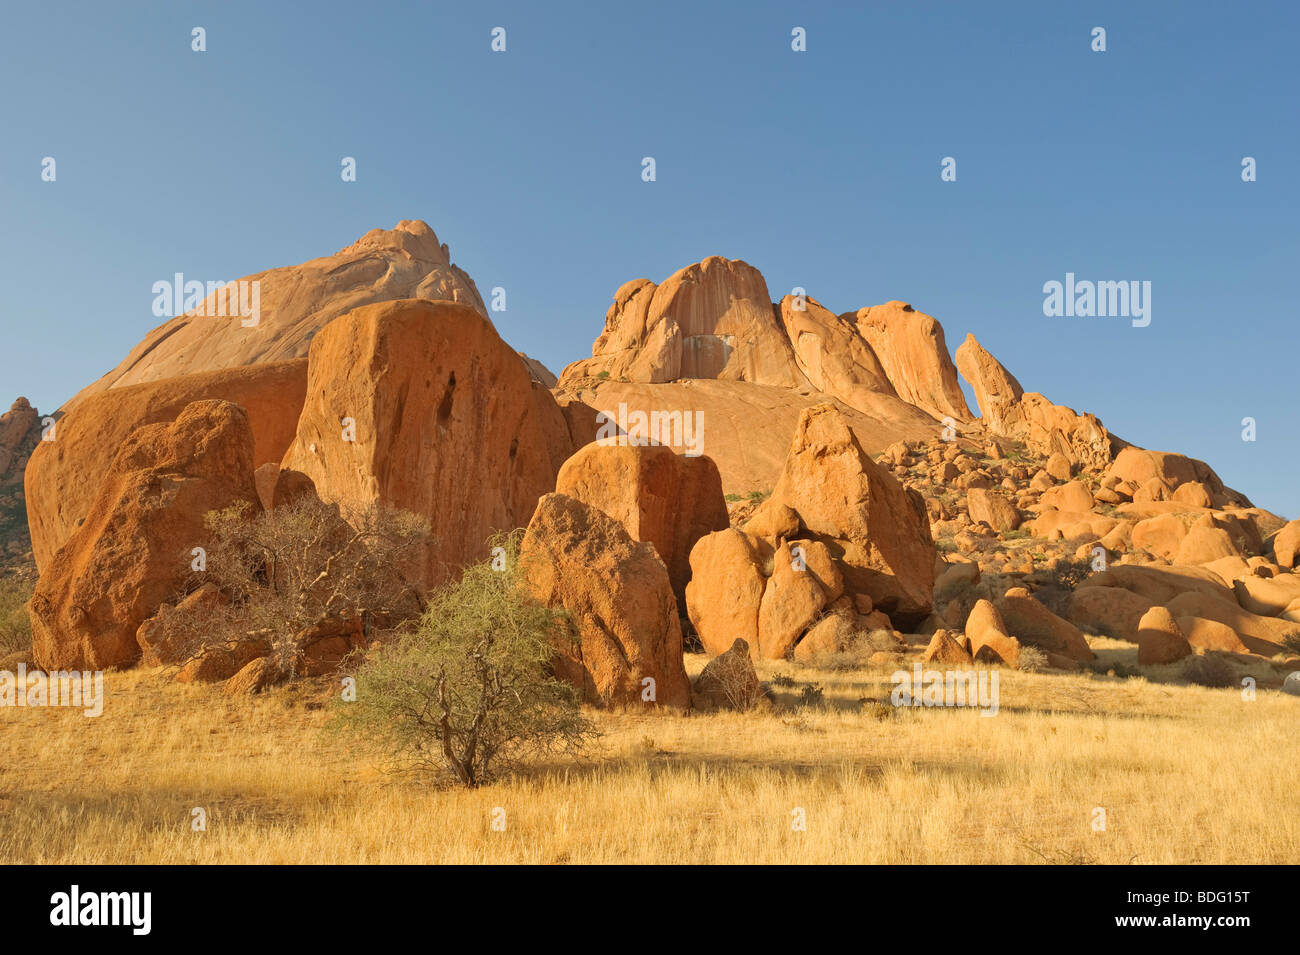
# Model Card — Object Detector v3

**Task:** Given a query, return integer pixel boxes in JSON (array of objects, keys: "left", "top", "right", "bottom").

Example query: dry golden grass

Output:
[{"left": 1, "top": 653, "right": 1297, "bottom": 864}]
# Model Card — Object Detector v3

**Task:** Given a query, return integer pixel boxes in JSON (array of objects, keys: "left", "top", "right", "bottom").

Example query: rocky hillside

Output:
[
  {"left": 12, "top": 221, "right": 1299, "bottom": 703},
  {"left": 555, "top": 251, "right": 1297, "bottom": 689}
]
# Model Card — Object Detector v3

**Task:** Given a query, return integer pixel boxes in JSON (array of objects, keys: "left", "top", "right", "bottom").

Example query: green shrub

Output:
[{"left": 333, "top": 532, "right": 594, "bottom": 787}]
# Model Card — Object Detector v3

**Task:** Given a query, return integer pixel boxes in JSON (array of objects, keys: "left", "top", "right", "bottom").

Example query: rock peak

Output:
[
  {"left": 559, "top": 256, "right": 971, "bottom": 424},
  {"left": 338, "top": 218, "right": 451, "bottom": 263},
  {"left": 70, "top": 220, "right": 486, "bottom": 406}
]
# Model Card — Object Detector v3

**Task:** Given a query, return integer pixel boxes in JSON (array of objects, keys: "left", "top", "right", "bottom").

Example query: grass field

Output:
[{"left": 1, "top": 650, "right": 1297, "bottom": 864}]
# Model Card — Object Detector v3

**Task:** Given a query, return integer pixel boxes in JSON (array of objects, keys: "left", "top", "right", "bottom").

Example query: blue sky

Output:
[{"left": 1, "top": 1, "right": 1296, "bottom": 515}]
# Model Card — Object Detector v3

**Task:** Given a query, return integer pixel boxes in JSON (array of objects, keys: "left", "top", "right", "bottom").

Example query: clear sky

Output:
[{"left": 1, "top": 1, "right": 1295, "bottom": 515}]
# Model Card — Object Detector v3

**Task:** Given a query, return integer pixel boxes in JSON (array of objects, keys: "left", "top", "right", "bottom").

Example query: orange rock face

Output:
[
  {"left": 954, "top": 334, "right": 1024, "bottom": 434},
  {"left": 954, "top": 335, "right": 1118, "bottom": 469},
  {"left": 557, "top": 261, "right": 971, "bottom": 473},
  {"left": 922, "top": 629, "right": 974, "bottom": 665},
  {"left": 520, "top": 493, "right": 690, "bottom": 710},
  {"left": 683, "top": 405, "right": 934, "bottom": 657},
  {"left": 778, "top": 296, "right": 896, "bottom": 402},
  {"left": 554, "top": 442, "right": 728, "bottom": 612},
  {"left": 1087, "top": 564, "right": 1234, "bottom": 607},
  {"left": 25, "top": 360, "right": 306, "bottom": 571},
  {"left": 1175, "top": 616, "right": 1251, "bottom": 654},
  {"left": 1274, "top": 520, "right": 1300, "bottom": 569},
  {"left": 756, "top": 540, "right": 842, "bottom": 659},
  {"left": 967, "top": 488, "right": 1022, "bottom": 532},
  {"left": 561, "top": 258, "right": 805, "bottom": 386},
  {"left": 1067, "top": 585, "right": 1155, "bottom": 643},
  {"left": 557, "top": 378, "right": 939, "bottom": 497},
  {"left": 1163, "top": 592, "right": 1289, "bottom": 655},
  {"left": 994, "top": 592, "right": 1096, "bottom": 662},
  {"left": 684, "top": 528, "right": 768, "bottom": 657},
  {"left": 279, "top": 299, "right": 569, "bottom": 586},
  {"left": 1105, "top": 447, "right": 1247, "bottom": 509},
  {"left": 1131, "top": 514, "right": 1189, "bottom": 561},
  {"left": 70, "top": 220, "right": 485, "bottom": 403},
  {"left": 966, "top": 599, "right": 1021, "bottom": 666},
  {"left": 746, "top": 404, "right": 936, "bottom": 626},
  {"left": 852, "top": 301, "right": 971, "bottom": 422},
  {"left": 1135, "top": 607, "right": 1192, "bottom": 665},
  {"left": 28, "top": 400, "right": 261, "bottom": 670}
]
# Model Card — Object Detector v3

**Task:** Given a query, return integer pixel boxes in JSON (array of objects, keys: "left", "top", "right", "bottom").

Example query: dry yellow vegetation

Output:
[{"left": 1, "top": 652, "right": 1297, "bottom": 865}]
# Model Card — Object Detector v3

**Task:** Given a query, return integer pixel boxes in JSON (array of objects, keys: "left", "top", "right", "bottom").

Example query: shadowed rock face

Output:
[
  {"left": 68, "top": 220, "right": 485, "bottom": 406},
  {"left": 278, "top": 299, "right": 571, "bottom": 588}
]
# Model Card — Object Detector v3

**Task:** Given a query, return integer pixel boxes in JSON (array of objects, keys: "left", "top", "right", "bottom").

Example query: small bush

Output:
[
  {"left": 1039, "top": 556, "right": 1093, "bottom": 592},
  {"left": 860, "top": 700, "right": 894, "bottom": 720},
  {"left": 696, "top": 653, "right": 766, "bottom": 712},
  {"left": 1282, "top": 631, "right": 1300, "bottom": 656},
  {"left": 797, "top": 683, "right": 825, "bottom": 708},
  {"left": 0, "top": 576, "right": 33, "bottom": 655},
  {"left": 1032, "top": 584, "right": 1073, "bottom": 618},
  {"left": 1182, "top": 653, "right": 1234, "bottom": 688},
  {"left": 333, "top": 532, "right": 595, "bottom": 787},
  {"left": 679, "top": 615, "right": 703, "bottom": 654},
  {"left": 163, "top": 496, "right": 429, "bottom": 678},
  {"left": 1016, "top": 646, "right": 1048, "bottom": 672}
]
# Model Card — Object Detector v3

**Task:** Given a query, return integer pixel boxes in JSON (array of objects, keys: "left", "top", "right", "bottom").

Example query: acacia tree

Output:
[
  {"left": 165, "top": 496, "right": 429, "bottom": 677},
  {"left": 333, "top": 531, "right": 594, "bottom": 787}
]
